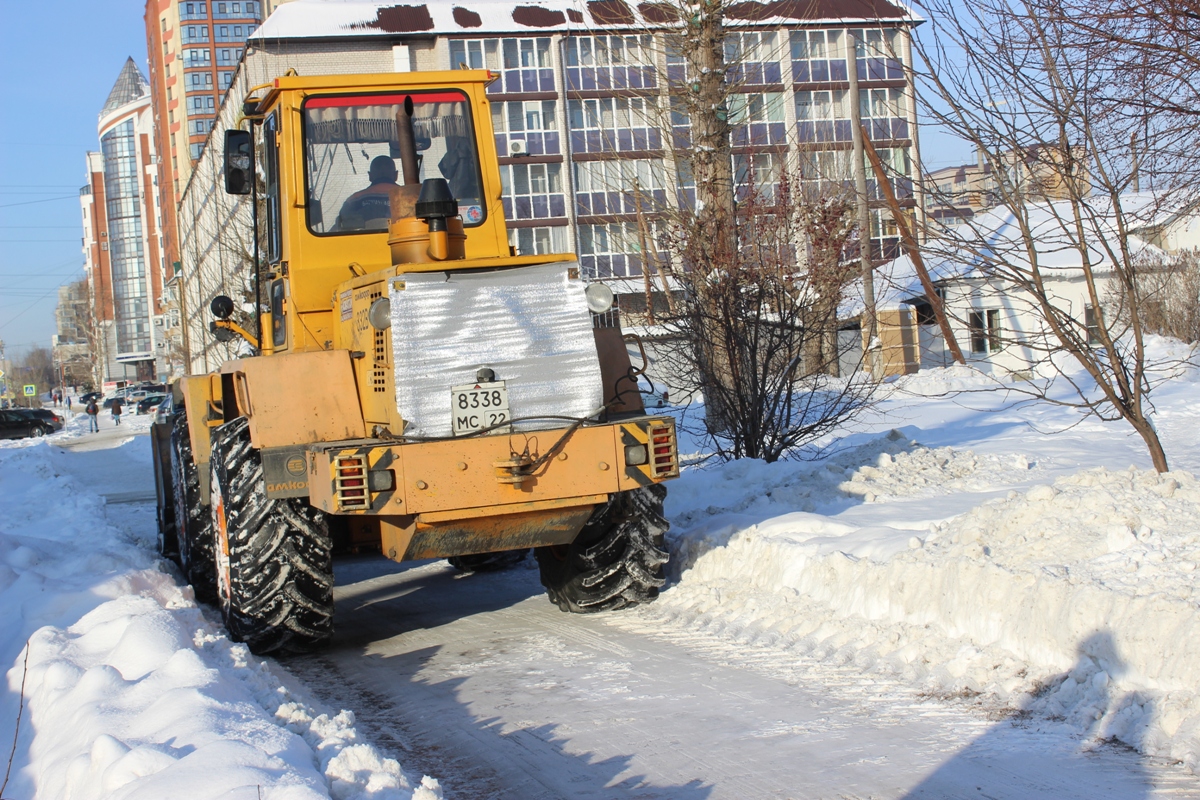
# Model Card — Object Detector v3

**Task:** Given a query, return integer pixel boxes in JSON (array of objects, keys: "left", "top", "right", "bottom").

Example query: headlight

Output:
[
  {"left": 585, "top": 282, "right": 615, "bottom": 314},
  {"left": 368, "top": 296, "right": 392, "bottom": 330},
  {"left": 624, "top": 443, "right": 649, "bottom": 466}
]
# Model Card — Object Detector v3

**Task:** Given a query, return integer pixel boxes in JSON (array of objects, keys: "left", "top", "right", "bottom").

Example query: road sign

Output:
[
  {"left": 0, "top": 368, "right": 6, "bottom": 378},
  {"left": 23, "top": 384, "right": 36, "bottom": 397}
]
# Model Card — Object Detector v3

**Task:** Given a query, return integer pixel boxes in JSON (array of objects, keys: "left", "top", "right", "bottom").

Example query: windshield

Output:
[{"left": 304, "top": 90, "right": 486, "bottom": 234}]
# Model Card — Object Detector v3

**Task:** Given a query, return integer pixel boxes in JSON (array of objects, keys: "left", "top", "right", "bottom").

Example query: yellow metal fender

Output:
[{"left": 218, "top": 350, "right": 367, "bottom": 450}]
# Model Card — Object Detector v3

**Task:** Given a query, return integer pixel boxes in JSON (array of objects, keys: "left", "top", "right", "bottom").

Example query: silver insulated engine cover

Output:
[{"left": 389, "top": 261, "right": 605, "bottom": 437}]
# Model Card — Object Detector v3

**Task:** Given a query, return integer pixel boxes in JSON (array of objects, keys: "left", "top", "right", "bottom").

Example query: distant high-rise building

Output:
[
  {"left": 52, "top": 280, "right": 94, "bottom": 390},
  {"left": 144, "top": 0, "right": 267, "bottom": 276},
  {"left": 80, "top": 58, "right": 168, "bottom": 387}
]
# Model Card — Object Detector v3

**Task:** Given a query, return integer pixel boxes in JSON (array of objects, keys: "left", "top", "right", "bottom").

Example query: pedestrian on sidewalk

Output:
[
  {"left": 66, "top": 396, "right": 72, "bottom": 413},
  {"left": 85, "top": 399, "right": 99, "bottom": 432},
  {"left": 111, "top": 398, "right": 123, "bottom": 427}
]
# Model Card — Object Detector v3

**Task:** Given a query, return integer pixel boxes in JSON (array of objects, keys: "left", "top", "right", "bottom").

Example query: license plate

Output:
[{"left": 451, "top": 381, "right": 510, "bottom": 435}]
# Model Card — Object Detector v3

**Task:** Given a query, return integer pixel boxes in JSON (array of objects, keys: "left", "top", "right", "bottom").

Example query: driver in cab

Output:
[{"left": 335, "top": 155, "right": 397, "bottom": 231}]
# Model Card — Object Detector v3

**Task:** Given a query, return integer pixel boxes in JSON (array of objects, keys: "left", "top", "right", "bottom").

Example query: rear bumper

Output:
[{"left": 297, "top": 415, "right": 679, "bottom": 523}]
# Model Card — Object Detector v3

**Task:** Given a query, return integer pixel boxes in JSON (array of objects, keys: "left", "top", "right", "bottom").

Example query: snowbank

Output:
[
  {"left": 655, "top": 359, "right": 1200, "bottom": 768},
  {"left": 0, "top": 438, "right": 441, "bottom": 800}
]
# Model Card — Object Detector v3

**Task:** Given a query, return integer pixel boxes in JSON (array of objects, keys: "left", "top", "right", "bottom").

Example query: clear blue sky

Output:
[{"left": 0, "top": 0, "right": 149, "bottom": 361}]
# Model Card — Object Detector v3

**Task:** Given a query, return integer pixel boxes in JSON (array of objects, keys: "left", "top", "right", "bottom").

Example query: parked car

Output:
[
  {"left": 0, "top": 409, "right": 54, "bottom": 439},
  {"left": 153, "top": 393, "right": 174, "bottom": 425},
  {"left": 19, "top": 408, "right": 64, "bottom": 431},
  {"left": 79, "top": 391, "right": 102, "bottom": 404},
  {"left": 137, "top": 394, "right": 169, "bottom": 415}
]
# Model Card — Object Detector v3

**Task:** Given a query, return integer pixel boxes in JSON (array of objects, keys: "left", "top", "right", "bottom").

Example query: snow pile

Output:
[
  {"left": 0, "top": 440, "right": 441, "bottom": 800},
  {"left": 655, "top": 426, "right": 1200, "bottom": 767}
]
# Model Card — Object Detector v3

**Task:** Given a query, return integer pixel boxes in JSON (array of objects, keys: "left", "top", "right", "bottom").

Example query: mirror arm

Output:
[{"left": 212, "top": 319, "right": 260, "bottom": 350}]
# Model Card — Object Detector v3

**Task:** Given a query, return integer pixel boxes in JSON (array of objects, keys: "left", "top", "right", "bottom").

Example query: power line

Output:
[{"left": 0, "top": 196, "right": 79, "bottom": 209}]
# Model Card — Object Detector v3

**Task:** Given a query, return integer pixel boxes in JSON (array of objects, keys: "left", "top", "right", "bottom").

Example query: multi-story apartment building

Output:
[
  {"left": 174, "top": 0, "right": 921, "bottom": 367},
  {"left": 144, "top": 0, "right": 267, "bottom": 282},
  {"left": 80, "top": 59, "right": 169, "bottom": 387}
]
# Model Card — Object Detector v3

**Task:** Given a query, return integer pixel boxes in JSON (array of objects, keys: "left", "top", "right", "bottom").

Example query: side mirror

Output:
[
  {"left": 211, "top": 295, "right": 235, "bottom": 319},
  {"left": 224, "top": 129, "right": 253, "bottom": 195}
]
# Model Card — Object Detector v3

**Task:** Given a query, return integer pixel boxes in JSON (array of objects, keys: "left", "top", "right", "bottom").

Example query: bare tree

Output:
[
  {"left": 912, "top": 0, "right": 1185, "bottom": 472},
  {"left": 579, "top": 1, "right": 885, "bottom": 459},
  {"left": 659, "top": 170, "right": 875, "bottom": 462}
]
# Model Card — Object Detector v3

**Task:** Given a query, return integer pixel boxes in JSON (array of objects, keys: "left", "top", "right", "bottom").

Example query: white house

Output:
[{"left": 854, "top": 194, "right": 1186, "bottom": 377}]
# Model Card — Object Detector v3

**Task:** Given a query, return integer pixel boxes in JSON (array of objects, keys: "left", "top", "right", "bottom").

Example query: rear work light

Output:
[
  {"left": 648, "top": 421, "right": 679, "bottom": 479},
  {"left": 334, "top": 455, "right": 370, "bottom": 510}
]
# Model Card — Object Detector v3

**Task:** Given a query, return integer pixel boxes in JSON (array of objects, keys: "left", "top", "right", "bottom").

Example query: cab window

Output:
[{"left": 303, "top": 90, "right": 485, "bottom": 235}]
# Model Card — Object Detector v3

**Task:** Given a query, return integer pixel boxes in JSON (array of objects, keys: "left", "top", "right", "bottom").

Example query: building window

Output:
[
  {"left": 184, "top": 48, "right": 211, "bottom": 67},
  {"left": 219, "top": 71, "right": 234, "bottom": 90},
  {"left": 180, "top": 2, "right": 208, "bottom": 21},
  {"left": 870, "top": 208, "right": 901, "bottom": 261},
  {"left": 499, "top": 163, "right": 565, "bottom": 220},
  {"left": 790, "top": 29, "right": 848, "bottom": 84},
  {"left": 565, "top": 35, "right": 656, "bottom": 92},
  {"left": 574, "top": 158, "right": 667, "bottom": 216},
  {"left": 725, "top": 31, "right": 783, "bottom": 86},
  {"left": 181, "top": 24, "right": 210, "bottom": 44},
  {"left": 449, "top": 38, "right": 500, "bottom": 70},
  {"left": 795, "top": 89, "right": 851, "bottom": 143},
  {"left": 729, "top": 91, "right": 787, "bottom": 146},
  {"left": 508, "top": 225, "right": 569, "bottom": 256},
  {"left": 490, "top": 100, "right": 559, "bottom": 156},
  {"left": 578, "top": 220, "right": 664, "bottom": 280},
  {"left": 216, "top": 48, "right": 242, "bottom": 66},
  {"left": 1084, "top": 304, "right": 1102, "bottom": 344},
  {"left": 568, "top": 96, "right": 661, "bottom": 154},
  {"left": 190, "top": 118, "right": 213, "bottom": 136},
  {"left": 734, "top": 152, "right": 782, "bottom": 204},
  {"left": 450, "top": 38, "right": 554, "bottom": 94},
  {"left": 969, "top": 309, "right": 1002, "bottom": 354},
  {"left": 215, "top": 24, "right": 251, "bottom": 41},
  {"left": 865, "top": 145, "right": 913, "bottom": 201},
  {"left": 189, "top": 142, "right": 205, "bottom": 160},
  {"left": 187, "top": 95, "right": 215, "bottom": 113},
  {"left": 187, "top": 71, "right": 213, "bottom": 90},
  {"left": 860, "top": 86, "right": 909, "bottom": 141},
  {"left": 851, "top": 28, "right": 905, "bottom": 82},
  {"left": 214, "top": 1, "right": 258, "bottom": 18}
]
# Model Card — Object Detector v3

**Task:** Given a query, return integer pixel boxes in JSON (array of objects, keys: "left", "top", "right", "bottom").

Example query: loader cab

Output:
[{"left": 227, "top": 71, "right": 514, "bottom": 356}]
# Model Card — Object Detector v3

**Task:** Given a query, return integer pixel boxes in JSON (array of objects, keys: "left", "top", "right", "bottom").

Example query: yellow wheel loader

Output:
[{"left": 151, "top": 70, "right": 680, "bottom": 655}]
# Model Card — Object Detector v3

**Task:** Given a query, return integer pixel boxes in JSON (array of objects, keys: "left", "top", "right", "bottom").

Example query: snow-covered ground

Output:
[
  {"left": 660, "top": 338, "right": 1200, "bottom": 769},
  {"left": 0, "top": 413, "right": 441, "bottom": 799},
  {"left": 2, "top": 336, "right": 1199, "bottom": 796}
]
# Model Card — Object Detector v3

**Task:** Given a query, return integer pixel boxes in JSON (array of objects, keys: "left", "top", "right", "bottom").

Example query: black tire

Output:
[
  {"left": 535, "top": 485, "right": 669, "bottom": 613},
  {"left": 210, "top": 417, "right": 333, "bottom": 655},
  {"left": 171, "top": 410, "right": 218, "bottom": 601},
  {"left": 447, "top": 549, "right": 530, "bottom": 573},
  {"left": 32, "top": 425, "right": 46, "bottom": 438}
]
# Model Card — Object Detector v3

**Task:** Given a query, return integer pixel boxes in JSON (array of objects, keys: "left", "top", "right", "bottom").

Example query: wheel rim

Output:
[{"left": 211, "top": 472, "right": 233, "bottom": 617}]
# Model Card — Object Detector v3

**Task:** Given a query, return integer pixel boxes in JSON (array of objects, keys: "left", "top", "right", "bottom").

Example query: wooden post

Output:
[{"left": 861, "top": 128, "right": 966, "bottom": 365}]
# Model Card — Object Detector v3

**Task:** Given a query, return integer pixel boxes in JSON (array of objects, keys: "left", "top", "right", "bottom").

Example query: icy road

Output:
[{"left": 282, "top": 553, "right": 1198, "bottom": 800}]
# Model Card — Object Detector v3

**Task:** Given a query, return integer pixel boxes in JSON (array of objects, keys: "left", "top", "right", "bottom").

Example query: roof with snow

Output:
[
  {"left": 101, "top": 58, "right": 149, "bottom": 117},
  {"left": 253, "top": 0, "right": 918, "bottom": 40},
  {"left": 842, "top": 194, "right": 1171, "bottom": 318}
]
